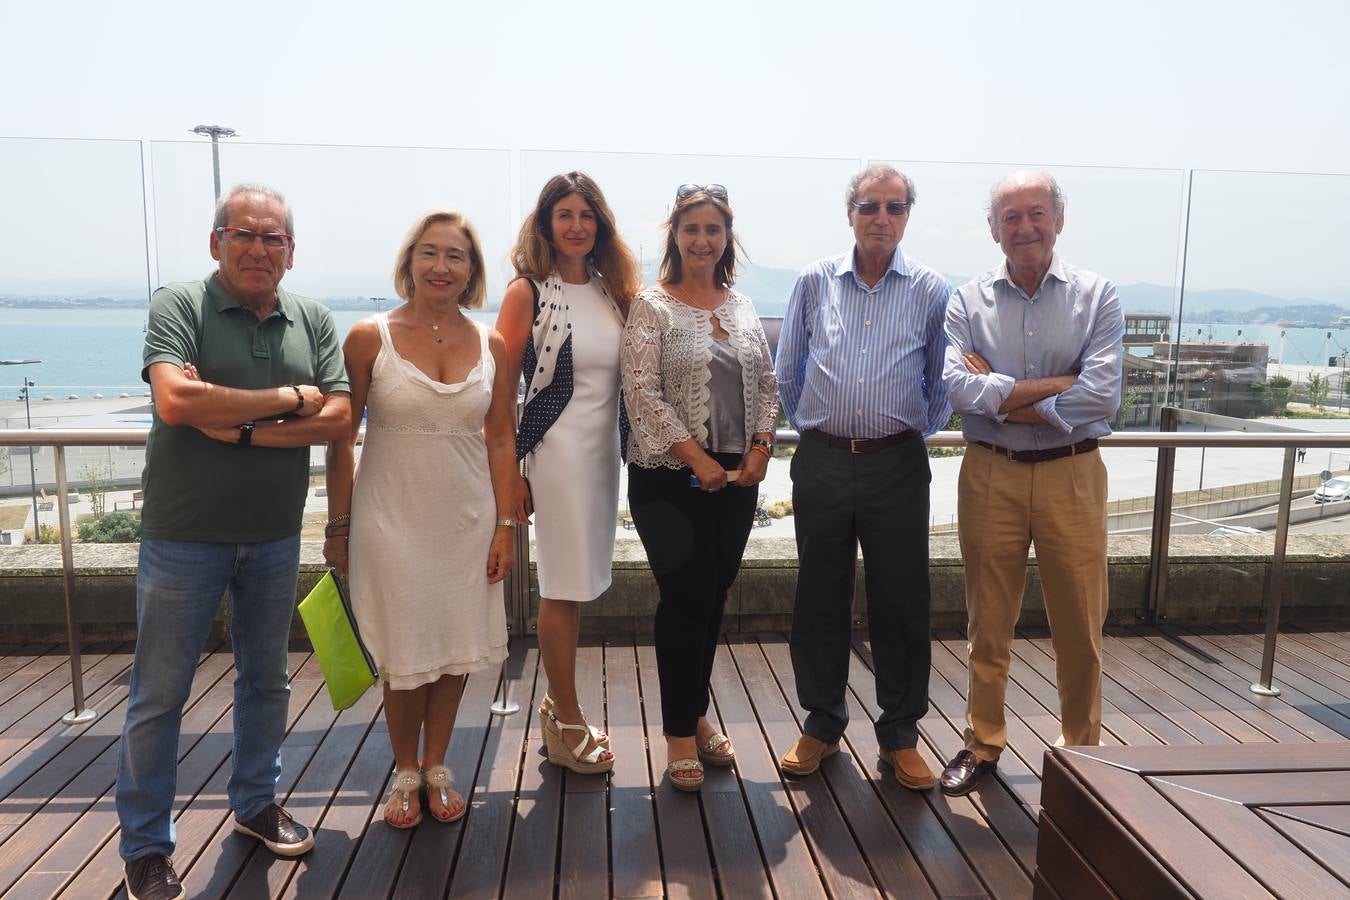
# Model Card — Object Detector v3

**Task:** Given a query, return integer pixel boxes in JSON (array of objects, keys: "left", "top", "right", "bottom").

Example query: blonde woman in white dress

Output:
[{"left": 325, "top": 210, "right": 517, "bottom": 828}]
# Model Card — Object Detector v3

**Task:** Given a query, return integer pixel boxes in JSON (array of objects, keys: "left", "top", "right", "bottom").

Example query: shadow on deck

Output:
[{"left": 0, "top": 623, "right": 1347, "bottom": 898}]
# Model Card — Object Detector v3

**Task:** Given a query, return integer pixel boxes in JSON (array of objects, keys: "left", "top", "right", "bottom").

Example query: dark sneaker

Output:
[
  {"left": 233, "top": 803, "right": 315, "bottom": 856},
  {"left": 124, "top": 854, "right": 185, "bottom": 900}
]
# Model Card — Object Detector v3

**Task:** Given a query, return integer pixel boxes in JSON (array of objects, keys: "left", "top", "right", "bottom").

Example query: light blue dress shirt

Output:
[
  {"left": 942, "top": 253, "right": 1124, "bottom": 452},
  {"left": 776, "top": 246, "right": 952, "bottom": 439}
]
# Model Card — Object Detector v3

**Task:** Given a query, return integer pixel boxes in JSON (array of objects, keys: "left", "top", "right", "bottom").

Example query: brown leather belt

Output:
[
  {"left": 803, "top": 428, "right": 919, "bottom": 454},
  {"left": 973, "top": 437, "right": 1099, "bottom": 464}
]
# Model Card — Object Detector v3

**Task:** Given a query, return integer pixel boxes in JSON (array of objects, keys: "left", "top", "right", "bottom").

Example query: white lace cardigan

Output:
[{"left": 621, "top": 286, "right": 779, "bottom": 470}]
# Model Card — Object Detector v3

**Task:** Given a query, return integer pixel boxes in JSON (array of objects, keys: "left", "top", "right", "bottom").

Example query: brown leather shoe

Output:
[
  {"left": 779, "top": 734, "right": 840, "bottom": 776},
  {"left": 878, "top": 747, "right": 935, "bottom": 791},
  {"left": 940, "top": 749, "right": 997, "bottom": 796}
]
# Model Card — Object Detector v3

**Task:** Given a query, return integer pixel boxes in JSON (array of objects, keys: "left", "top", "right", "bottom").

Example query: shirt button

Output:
[
  {"left": 858, "top": 378, "right": 865, "bottom": 384},
  {"left": 1029, "top": 363, "right": 1037, "bottom": 370},
  {"left": 864, "top": 320, "right": 872, "bottom": 326},
  {"left": 1027, "top": 330, "right": 1034, "bottom": 336},
  {"left": 856, "top": 408, "right": 863, "bottom": 415},
  {"left": 861, "top": 348, "right": 868, "bottom": 354}
]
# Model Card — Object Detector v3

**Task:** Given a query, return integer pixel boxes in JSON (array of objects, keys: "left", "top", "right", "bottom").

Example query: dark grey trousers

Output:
[{"left": 789, "top": 433, "right": 932, "bottom": 750}]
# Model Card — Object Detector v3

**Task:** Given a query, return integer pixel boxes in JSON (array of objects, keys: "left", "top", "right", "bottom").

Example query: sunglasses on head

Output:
[
  {"left": 676, "top": 183, "right": 729, "bottom": 202},
  {"left": 851, "top": 199, "right": 911, "bottom": 216}
]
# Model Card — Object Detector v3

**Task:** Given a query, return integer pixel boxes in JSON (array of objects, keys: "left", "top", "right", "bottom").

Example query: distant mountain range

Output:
[{"left": 4, "top": 268, "right": 1348, "bottom": 324}]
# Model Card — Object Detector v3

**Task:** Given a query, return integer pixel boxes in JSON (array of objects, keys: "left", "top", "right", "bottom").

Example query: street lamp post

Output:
[
  {"left": 1, "top": 359, "right": 42, "bottom": 541},
  {"left": 190, "top": 124, "right": 237, "bottom": 201},
  {"left": 20, "top": 378, "right": 39, "bottom": 538}
]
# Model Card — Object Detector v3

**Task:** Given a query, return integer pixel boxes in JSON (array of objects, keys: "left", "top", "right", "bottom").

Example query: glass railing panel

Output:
[
  {"left": 0, "top": 137, "right": 150, "bottom": 541},
  {"left": 1169, "top": 170, "right": 1350, "bottom": 539},
  {"left": 148, "top": 140, "right": 515, "bottom": 311}
]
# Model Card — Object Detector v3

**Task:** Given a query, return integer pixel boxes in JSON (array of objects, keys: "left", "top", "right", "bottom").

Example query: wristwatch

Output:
[
  {"left": 237, "top": 421, "right": 255, "bottom": 447},
  {"left": 751, "top": 437, "right": 773, "bottom": 451}
]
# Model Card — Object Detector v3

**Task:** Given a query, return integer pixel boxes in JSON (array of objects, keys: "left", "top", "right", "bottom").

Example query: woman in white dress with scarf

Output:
[{"left": 496, "top": 172, "right": 642, "bottom": 774}]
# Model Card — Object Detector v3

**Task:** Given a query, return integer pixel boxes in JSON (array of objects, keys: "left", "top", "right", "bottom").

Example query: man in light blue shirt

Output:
[
  {"left": 939, "top": 171, "right": 1124, "bottom": 796},
  {"left": 776, "top": 165, "right": 950, "bottom": 790}
]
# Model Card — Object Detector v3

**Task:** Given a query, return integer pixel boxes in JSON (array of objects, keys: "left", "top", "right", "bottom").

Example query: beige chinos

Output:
[{"left": 956, "top": 442, "right": 1109, "bottom": 761}]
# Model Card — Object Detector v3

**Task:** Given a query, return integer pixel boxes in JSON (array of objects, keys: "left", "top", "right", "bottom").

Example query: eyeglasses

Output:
[
  {"left": 676, "top": 183, "right": 729, "bottom": 201},
  {"left": 214, "top": 226, "right": 293, "bottom": 249},
  {"left": 851, "top": 200, "right": 911, "bottom": 216}
]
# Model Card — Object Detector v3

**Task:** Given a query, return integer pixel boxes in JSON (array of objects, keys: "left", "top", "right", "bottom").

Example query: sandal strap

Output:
[
  {"left": 668, "top": 758, "right": 703, "bottom": 777},
  {"left": 547, "top": 710, "right": 609, "bottom": 764},
  {"left": 391, "top": 768, "right": 421, "bottom": 815},
  {"left": 700, "top": 732, "right": 732, "bottom": 755},
  {"left": 424, "top": 765, "right": 453, "bottom": 808}
]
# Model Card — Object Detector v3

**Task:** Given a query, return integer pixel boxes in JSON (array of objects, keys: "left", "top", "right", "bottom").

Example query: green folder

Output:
[{"left": 298, "top": 569, "right": 377, "bottom": 710}]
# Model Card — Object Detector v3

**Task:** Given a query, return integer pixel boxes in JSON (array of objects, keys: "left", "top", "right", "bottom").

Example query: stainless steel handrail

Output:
[{"left": 4, "top": 423, "right": 1350, "bottom": 714}]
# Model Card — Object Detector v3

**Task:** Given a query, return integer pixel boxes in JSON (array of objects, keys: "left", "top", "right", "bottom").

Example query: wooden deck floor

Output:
[{"left": 0, "top": 623, "right": 1347, "bottom": 899}]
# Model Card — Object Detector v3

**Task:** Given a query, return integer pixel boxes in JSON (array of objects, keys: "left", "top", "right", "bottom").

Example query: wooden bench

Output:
[
  {"left": 1036, "top": 744, "right": 1350, "bottom": 898},
  {"left": 113, "top": 490, "right": 143, "bottom": 512}
]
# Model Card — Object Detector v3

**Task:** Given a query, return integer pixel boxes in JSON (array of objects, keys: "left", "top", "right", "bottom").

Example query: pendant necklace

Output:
[{"left": 431, "top": 322, "right": 442, "bottom": 344}]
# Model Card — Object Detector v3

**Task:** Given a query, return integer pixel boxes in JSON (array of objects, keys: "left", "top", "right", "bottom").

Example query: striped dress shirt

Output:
[
  {"left": 942, "top": 253, "right": 1124, "bottom": 451},
  {"left": 776, "top": 246, "right": 952, "bottom": 438}
]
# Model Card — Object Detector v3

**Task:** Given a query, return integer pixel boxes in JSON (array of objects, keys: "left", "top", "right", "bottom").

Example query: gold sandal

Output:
[
  {"left": 697, "top": 732, "right": 736, "bottom": 766},
  {"left": 385, "top": 768, "right": 423, "bottom": 829},
  {"left": 666, "top": 757, "right": 704, "bottom": 792},
  {"left": 423, "top": 765, "right": 467, "bottom": 823}
]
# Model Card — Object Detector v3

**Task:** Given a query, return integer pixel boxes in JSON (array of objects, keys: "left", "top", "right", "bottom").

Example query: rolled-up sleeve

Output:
[
  {"left": 942, "top": 287, "right": 1015, "bottom": 419},
  {"left": 1034, "top": 282, "right": 1124, "bottom": 432}
]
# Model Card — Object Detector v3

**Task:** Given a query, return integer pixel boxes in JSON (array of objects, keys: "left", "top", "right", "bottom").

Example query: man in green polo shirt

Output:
[{"left": 116, "top": 183, "right": 351, "bottom": 900}]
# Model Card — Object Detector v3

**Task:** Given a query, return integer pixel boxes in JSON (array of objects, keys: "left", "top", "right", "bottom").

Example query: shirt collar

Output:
[
  {"left": 993, "top": 251, "right": 1067, "bottom": 296},
  {"left": 207, "top": 271, "right": 293, "bottom": 321},
  {"left": 836, "top": 244, "right": 910, "bottom": 280}
]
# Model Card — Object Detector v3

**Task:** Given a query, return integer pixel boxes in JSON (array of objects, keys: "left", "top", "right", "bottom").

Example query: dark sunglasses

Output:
[
  {"left": 676, "top": 183, "right": 729, "bottom": 201},
  {"left": 851, "top": 200, "right": 911, "bottom": 216}
]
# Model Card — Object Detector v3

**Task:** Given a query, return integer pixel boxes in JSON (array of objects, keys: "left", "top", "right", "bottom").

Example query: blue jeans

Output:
[{"left": 116, "top": 535, "right": 301, "bottom": 862}]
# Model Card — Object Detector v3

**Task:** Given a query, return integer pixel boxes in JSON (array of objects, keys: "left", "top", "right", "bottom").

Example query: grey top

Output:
[{"left": 705, "top": 336, "right": 747, "bottom": 454}]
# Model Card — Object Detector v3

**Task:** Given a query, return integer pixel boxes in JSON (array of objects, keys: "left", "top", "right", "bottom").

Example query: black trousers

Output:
[
  {"left": 628, "top": 453, "right": 757, "bottom": 738},
  {"left": 789, "top": 433, "right": 931, "bottom": 750}
]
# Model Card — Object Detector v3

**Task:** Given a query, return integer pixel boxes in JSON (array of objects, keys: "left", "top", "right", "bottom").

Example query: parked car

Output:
[{"left": 1313, "top": 477, "right": 1350, "bottom": 504}]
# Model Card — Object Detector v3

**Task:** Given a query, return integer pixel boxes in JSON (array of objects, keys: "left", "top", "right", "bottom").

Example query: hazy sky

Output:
[{"left": 2, "top": 0, "right": 1348, "bottom": 300}]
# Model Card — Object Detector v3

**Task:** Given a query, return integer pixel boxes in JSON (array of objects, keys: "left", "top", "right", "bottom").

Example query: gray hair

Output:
[
  {"left": 987, "top": 171, "right": 1065, "bottom": 221},
  {"left": 213, "top": 183, "right": 295, "bottom": 236},
  {"left": 846, "top": 164, "right": 917, "bottom": 210}
]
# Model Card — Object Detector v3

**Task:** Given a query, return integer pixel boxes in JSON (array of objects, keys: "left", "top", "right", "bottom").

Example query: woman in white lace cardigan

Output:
[{"left": 621, "top": 184, "right": 778, "bottom": 791}]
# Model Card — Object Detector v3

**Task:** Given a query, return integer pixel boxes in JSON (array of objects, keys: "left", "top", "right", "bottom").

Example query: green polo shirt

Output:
[{"left": 139, "top": 273, "right": 350, "bottom": 543}]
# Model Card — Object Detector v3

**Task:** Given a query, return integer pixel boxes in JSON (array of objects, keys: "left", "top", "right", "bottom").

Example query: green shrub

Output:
[{"left": 78, "top": 510, "right": 141, "bottom": 543}]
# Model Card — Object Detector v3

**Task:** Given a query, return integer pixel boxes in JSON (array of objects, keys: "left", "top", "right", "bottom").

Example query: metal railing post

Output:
[
  {"left": 1146, "top": 407, "right": 1180, "bottom": 623},
  {"left": 1251, "top": 446, "right": 1297, "bottom": 697},
  {"left": 53, "top": 446, "right": 96, "bottom": 725}
]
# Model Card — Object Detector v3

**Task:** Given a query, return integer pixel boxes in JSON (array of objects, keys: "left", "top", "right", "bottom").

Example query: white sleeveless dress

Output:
[
  {"left": 349, "top": 314, "right": 508, "bottom": 690},
  {"left": 526, "top": 279, "right": 623, "bottom": 601}
]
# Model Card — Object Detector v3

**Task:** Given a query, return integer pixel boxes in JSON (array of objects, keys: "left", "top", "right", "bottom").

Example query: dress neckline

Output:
[{"left": 380, "top": 314, "right": 484, "bottom": 389}]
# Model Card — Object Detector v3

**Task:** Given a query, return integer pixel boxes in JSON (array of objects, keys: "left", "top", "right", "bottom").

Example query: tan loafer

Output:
[
  {"left": 779, "top": 734, "right": 840, "bottom": 776},
  {"left": 879, "top": 747, "right": 936, "bottom": 791}
]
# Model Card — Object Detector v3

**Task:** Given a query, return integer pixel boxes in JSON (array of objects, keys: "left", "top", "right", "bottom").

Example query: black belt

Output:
[
  {"left": 803, "top": 428, "right": 919, "bottom": 454},
  {"left": 973, "top": 438, "right": 1099, "bottom": 464}
]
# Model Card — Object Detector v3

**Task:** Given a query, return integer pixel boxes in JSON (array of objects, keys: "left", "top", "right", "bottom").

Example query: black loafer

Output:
[
  {"left": 234, "top": 803, "right": 315, "bottom": 856},
  {"left": 939, "top": 749, "right": 998, "bottom": 796},
  {"left": 124, "top": 853, "right": 185, "bottom": 900}
]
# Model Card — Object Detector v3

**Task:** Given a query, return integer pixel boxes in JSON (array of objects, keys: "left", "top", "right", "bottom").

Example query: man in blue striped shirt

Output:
[
  {"left": 776, "top": 165, "right": 951, "bottom": 790},
  {"left": 938, "top": 171, "right": 1124, "bottom": 796}
]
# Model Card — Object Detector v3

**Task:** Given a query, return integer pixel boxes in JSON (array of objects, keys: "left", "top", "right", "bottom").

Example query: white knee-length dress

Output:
[
  {"left": 526, "top": 279, "right": 623, "bottom": 601},
  {"left": 349, "top": 315, "right": 508, "bottom": 690}
]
